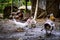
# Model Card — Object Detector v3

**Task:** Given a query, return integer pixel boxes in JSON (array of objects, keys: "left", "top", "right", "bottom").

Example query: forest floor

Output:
[{"left": 0, "top": 18, "right": 60, "bottom": 40}]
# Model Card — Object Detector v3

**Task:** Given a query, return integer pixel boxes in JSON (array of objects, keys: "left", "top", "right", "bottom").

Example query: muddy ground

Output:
[{"left": 0, "top": 19, "right": 60, "bottom": 40}]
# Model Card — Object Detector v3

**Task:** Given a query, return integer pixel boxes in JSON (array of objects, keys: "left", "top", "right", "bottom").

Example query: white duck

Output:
[
  {"left": 44, "top": 13, "right": 55, "bottom": 34},
  {"left": 12, "top": 17, "right": 36, "bottom": 28},
  {"left": 12, "top": 19, "right": 28, "bottom": 28}
]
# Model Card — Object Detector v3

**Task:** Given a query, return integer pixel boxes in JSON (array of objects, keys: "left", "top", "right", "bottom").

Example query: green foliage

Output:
[
  {"left": 0, "top": 0, "right": 31, "bottom": 13},
  {"left": 0, "top": 0, "right": 9, "bottom": 3},
  {"left": 20, "top": 0, "right": 31, "bottom": 6},
  {"left": 27, "top": 1, "right": 31, "bottom": 6},
  {"left": 12, "top": 0, "right": 19, "bottom": 7},
  {"left": 0, "top": 0, "right": 12, "bottom": 13}
]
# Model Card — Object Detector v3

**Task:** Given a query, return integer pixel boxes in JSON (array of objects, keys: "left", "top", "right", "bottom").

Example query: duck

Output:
[
  {"left": 12, "top": 19, "right": 28, "bottom": 28},
  {"left": 44, "top": 13, "right": 55, "bottom": 35},
  {"left": 12, "top": 17, "right": 36, "bottom": 28}
]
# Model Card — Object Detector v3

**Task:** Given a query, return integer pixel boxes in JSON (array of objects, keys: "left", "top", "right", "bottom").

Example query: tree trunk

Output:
[
  {"left": 31, "top": 0, "right": 46, "bottom": 18},
  {"left": 31, "top": 0, "right": 36, "bottom": 16},
  {"left": 34, "top": 0, "right": 38, "bottom": 19},
  {"left": 46, "top": 0, "right": 59, "bottom": 18},
  {"left": 26, "top": 0, "right": 27, "bottom": 13}
]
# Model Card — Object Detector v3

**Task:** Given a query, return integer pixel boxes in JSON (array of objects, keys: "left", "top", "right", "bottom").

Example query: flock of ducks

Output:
[
  {"left": 9, "top": 16, "right": 36, "bottom": 28},
  {"left": 9, "top": 13, "right": 55, "bottom": 35}
]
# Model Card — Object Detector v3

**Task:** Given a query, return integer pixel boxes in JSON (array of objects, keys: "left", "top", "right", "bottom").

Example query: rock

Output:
[{"left": 16, "top": 28, "right": 24, "bottom": 32}]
